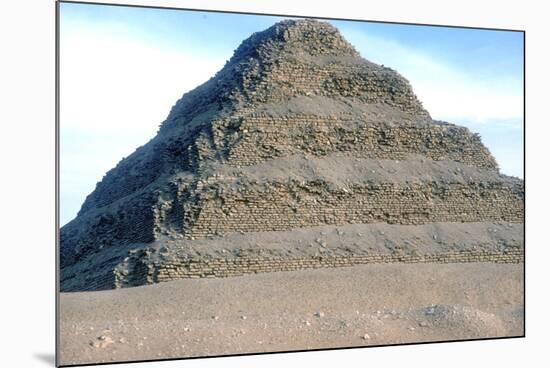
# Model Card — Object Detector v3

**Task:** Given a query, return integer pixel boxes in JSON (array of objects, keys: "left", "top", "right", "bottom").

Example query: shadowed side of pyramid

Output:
[{"left": 60, "top": 19, "right": 523, "bottom": 292}]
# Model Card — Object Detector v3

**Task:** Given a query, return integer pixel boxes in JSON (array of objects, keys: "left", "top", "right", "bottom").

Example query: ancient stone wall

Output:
[
  {"left": 77, "top": 142, "right": 164, "bottom": 215},
  {"left": 62, "top": 248, "right": 523, "bottom": 292},
  {"left": 113, "top": 250, "right": 524, "bottom": 288},
  {"left": 220, "top": 115, "right": 497, "bottom": 169},
  {"left": 81, "top": 110, "right": 497, "bottom": 216},
  {"left": 61, "top": 219, "right": 524, "bottom": 291},
  {"left": 59, "top": 19, "right": 525, "bottom": 291},
  {"left": 183, "top": 181, "right": 524, "bottom": 238},
  {"left": 66, "top": 271, "right": 117, "bottom": 293},
  {"left": 165, "top": 20, "right": 429, "bottom": 127},
  {"left": 60, "top": 192, "right": 157, "bottom": 268},
  {"left": 238, "top": 60, "right": 429, "bottom": 116}
]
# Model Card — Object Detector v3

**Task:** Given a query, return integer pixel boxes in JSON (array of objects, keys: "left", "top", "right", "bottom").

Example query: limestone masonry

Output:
[{"left": 60, "top": 19, "right": 524, "bottom": 291}]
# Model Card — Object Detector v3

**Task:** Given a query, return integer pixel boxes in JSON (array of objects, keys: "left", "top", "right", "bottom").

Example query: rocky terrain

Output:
[{"left": 59, "top": 262, "right": 524, "bottom": 365}]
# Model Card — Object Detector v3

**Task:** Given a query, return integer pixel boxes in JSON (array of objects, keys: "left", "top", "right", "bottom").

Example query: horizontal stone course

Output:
[
  {"left": 118, "top": 250, "right": 524, "bottom": 287},
  {"left": 236, "top": 59, "right": 429, "bottom": 117},
  {"left": 209, "top": 114, "right": 498, "bottom": 170},
  {"left": 59, "top": 19, "right": 525, "bottom": 292},
  {"left": 182, "top": 181, "right": 524, "bottom": 238}
]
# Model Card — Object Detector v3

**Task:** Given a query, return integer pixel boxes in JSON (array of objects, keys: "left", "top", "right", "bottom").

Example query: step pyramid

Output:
[{"left": 60, "top": 19, "right": 524, "bottom": 291}]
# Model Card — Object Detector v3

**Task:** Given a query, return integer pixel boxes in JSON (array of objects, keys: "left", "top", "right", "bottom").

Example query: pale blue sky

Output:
[{"left": 59, "top": 2, "right": 524, "bottom": 226}]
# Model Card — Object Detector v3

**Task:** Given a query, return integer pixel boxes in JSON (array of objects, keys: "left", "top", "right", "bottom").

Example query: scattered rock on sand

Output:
[
  {"left": 91, "top": 335, "right": 115, "bottom": 348},
  {"left": 60, "top": 263, "right": 523, "bottom": 366},
  {"left": 425, "top": 305, "right": 436, "bottom": 315}
]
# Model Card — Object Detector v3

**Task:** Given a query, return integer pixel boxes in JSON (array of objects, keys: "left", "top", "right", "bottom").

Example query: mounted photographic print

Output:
[{"left": 57, "top": 1, "right": 525, "bottom": 366}]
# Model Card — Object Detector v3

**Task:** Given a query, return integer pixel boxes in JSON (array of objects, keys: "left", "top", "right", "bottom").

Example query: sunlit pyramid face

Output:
[{"left": 60, "top": 19, "right": 523, "bottom": 292}]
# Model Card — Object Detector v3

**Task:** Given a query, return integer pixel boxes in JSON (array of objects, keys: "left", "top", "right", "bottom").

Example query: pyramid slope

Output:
[
  {"left": 60, "top": 19, "right": 524, "bottom": 291},
  {"left": 76, "top": 20, "right": 433, "bottom": 217}
]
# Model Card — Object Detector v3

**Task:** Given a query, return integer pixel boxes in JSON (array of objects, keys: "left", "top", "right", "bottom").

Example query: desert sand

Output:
[{"left": 59, "top": 262, "right": 523, "bottom": 366}]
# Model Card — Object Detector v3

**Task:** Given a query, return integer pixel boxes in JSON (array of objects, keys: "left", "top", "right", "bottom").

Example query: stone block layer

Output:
[
  {"left": 184, "top": 180, "right": 523, "bottom": 238},
  {"left": 59, "top": 19, "right": 524, "bottom": 291},
  {"left": 60, "top": 222, "right": 524, "bottom": 291},
  {"left": 149, "top": 251, "right": 523, "bottom": 284},
  {"left": 221, "top": 114, "right": 497, "bottom": 169}
]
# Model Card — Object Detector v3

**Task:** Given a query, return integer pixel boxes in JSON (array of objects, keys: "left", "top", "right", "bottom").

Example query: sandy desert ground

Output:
[{"left": 58, "top": 262, "right": 523, "bottom": 366}]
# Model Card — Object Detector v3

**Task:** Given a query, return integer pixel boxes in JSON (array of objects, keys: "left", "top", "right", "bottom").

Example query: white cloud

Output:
[
  {"left": 60, "top": 23, "right": 225, "bottom": 134},
  {"left": 339, "top": 29, "right": 524, "bottom": 126},
  {"left": 59, "top": 21, "right": 226, "bottom": 224},
  {"left": 338, "top": 28, "right": 523, "bottom": 179}
]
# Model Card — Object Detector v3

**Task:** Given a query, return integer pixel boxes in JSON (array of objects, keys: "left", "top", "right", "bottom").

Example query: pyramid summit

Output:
[
  {"left": 60, "top": 19, "right": 523, "bottom": 291},
  {"left": 162, "top": 19, "right": 430, "bottom": 127}
]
